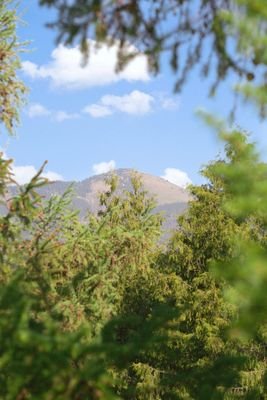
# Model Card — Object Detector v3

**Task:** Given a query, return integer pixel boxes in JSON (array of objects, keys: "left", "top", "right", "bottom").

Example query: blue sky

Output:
[{"left": 2, "top": 0, "right": 267, "bottom": 187}]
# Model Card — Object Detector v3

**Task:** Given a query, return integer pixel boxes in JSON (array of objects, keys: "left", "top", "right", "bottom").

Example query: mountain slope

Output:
[{"left": 11, "top": 169, "right": 190, "bottom": 233}]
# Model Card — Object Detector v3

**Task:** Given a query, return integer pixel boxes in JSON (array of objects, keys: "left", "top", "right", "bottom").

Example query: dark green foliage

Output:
[
  {"left": 206, "top": 130, "right": 267, "bottom": 339},
  {"left": 2, "top": 1, "right": 267, "bottom": 398},
  {"left": 0, "top": 157, "right": 174, "bottom": 398},
  {"left": 2, "top": 138, "right": 267, "bottom": 397},
  {"left": 0, "top": 159, "right": 116, "bottom": 399}
]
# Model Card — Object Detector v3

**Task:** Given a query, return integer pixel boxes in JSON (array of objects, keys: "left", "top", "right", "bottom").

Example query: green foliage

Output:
[
  {"left": 0, "top": 157, "right": 178, "bottom": 398},
  {"left": 0, "top": 147, "right": 252, "bottom": 399},
  {"left": 2, "top": 0, "right": 267, "bottom": 398},
  {"left": 163, "top": 145, "right": 267, "bottom": 397},
  {"left": 203, "top": 129, "right": 267, "bottom": 339},
  {"left": 0, "top": 0, "right": 27, "bottom": 134},
  {"left": 2, "top": 138, "right": 267, "bottom": 398}
]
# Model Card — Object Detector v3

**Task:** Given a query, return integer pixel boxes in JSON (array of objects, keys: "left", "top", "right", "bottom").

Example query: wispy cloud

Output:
[
  {"left": 22, "top": 41, "right": 149, "bottom": 90},
  {"left": 26, "top": 92, "right": 180, "bottom": 123},
  {"left": 27, "top": 103, "right": 51, "bottom": 118},
  {"left": 1, "top": 148, "right": 63, "bottom": 185},
  {"left": 83, "top": 91, "right": 181, "bottom": 118},
  {"left": 92, "top": 160, "right": 116, "bottom": 175},
  {"left": 159, "top": 95, "right": 180, "bottom": 111},
  {"left": 83, "top": 104, "right": 112, "bottom": 118},
  {"left": 161, "top": 168, "right": 192, "bottom": 188},
  {"left": 12, "top": 165, "right": 63, "bottom": 185},
  {"left": 26, "top": 103, "right": 79, "bottom": 123},
  {"left": 101, "top": 91, "right": 154, "bottom": 115},
  {"left": 83, "top": 90, "right": 154, "bottom": 118},
  {"left": 54, "top": 111, "right": 80, "bottom": 122}
]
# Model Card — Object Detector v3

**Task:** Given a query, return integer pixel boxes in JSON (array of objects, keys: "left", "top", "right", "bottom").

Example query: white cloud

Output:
[
  {"left": 12, "top": 165, "right": 38, "bottom": 185},
  {"left": 54, "top": 111, "right": 80, "bottom": 122},
  {"left": 92, "top": 160, "right": 116, "bottom": 175},
  {"left": 161, "top": 168, "right": 192, "bottom": 188},
  {"left": 12, "top": 165, "right": 63, "bottom": 185},
  {"left": 102, "top": 90, "right": 154, "bottom": 115},
  {"left": 42, "top": 170, "right": 63, "bottom": 181},
  {"left": 26, "top": 103, "right": 79, "bottom": 123},
  {"left": 22, "top": 41, "right": 149, "bottom": 90},
  {"left": 27, "top": 103, "right": 51, "bottom": 118},
  {"left": 0, "top": 148, "right": 8, "bottom": 160},
  {"left": 83, "top": 90, "right": 154, "bottom": 118},
  {"left": 1, "top": 148, "right": 64, "bottom": 184},
  {"left": 26, "top": 92, "right": 179, "bottom": 123},
  {"left": 160, "top": 96, "right": 180, "bottom": 111},
  {"left": 1, "top": 149, "right": 63, "bottom": 185},
  {"left": 22, "top": 61, "right": 39, "bottom": 77},
  {"left": 83, "top": 104, "right": 112, "bottom": 118}
]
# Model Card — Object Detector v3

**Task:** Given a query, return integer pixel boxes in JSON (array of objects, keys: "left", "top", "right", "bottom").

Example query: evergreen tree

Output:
[
  {"left": 156, "top": 147, "right": 267, "bottom": 398},
  {"left": 2, "top": 1, "right": 267, "bottom": 398},
  {"left": 0, "top": 0, "right": 26, "bottom": 134}
]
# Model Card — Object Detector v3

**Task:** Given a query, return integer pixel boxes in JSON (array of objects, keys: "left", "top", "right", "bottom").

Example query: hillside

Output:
[{"left": 10, "top": 169, "right": 190, "bottom": 233}]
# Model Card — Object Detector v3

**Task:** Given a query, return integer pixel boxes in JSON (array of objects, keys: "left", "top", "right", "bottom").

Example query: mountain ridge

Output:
[
  {"left": 37, "top": 168, "right": 190, "bottom": 233},
  {"left": 6, "top": 168, "right": 190, "bottom": 233}
]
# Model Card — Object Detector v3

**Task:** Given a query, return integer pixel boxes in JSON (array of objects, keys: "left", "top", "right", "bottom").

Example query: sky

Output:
[{"left": 2, "top": 0, "right": 267, "bottom": 187}]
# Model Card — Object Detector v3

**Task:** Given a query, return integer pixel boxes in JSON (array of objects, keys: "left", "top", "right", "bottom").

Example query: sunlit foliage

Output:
[
  {"left": 0, "top": 0, "right": 27, "bottom": 134},
  {"left": 1, "top": 0, "right": 267, "bottom": 398}
]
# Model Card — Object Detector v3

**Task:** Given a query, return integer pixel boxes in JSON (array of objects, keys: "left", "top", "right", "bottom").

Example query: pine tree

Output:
[{"left": 0, "top": 0, "right": 26, "bottom": 134}]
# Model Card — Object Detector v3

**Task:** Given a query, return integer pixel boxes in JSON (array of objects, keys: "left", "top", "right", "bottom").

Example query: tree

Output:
[
  {"left": 2, "top": 0, "right": 267, "bottom": 398},
  {"left": 202, "top": 127, "right": 267, "bottom": 337},
  {"left": 0, "top": 157, "right": 117, "bottom": 399},
  {"left": 32, "top": 2, "right": 267, "bottom": 347},
  {"left": 0, "top": 162, "right": 173, "bottom": 398},
  {"left": 0, "top": 0, "right": 27, "bottom": 134},
  {"left": 159, "top": 147, "right": 267, "bottom": 398}
]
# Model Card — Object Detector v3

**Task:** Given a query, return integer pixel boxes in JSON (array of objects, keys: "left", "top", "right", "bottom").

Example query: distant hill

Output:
[{"left": 9, "top": 169, "right": 191, "bottom": 234}]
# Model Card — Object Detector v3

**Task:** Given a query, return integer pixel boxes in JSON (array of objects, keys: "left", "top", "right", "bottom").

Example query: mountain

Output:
[
  {"left": 40, "top": 168, "right": 190, "bottom": 233},
  {"left": 10, "top": 169, "right": 191, "bottom": 233}
]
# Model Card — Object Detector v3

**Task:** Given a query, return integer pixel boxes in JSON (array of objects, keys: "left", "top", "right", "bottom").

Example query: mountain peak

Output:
[
  {"left": 14, "top": 169, "right": 189, "bottom": 233},
  {"left": 81, "top": 168, "right": 189, "bottom": 203}
]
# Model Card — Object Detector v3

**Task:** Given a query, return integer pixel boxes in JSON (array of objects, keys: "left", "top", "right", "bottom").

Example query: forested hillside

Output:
[
  {"left": 8, "top": 168, "right": 189, "bottom": 234},
  {"left": 1, "top": 141, "right": 267, "bottom": 398}
]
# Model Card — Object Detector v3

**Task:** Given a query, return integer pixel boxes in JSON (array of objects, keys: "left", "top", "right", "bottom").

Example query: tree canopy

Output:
[
  {"left": 0, "top": 0, "right": 26, "bottom": 134},
  {"left": 1, "top": 0, "right": 267, "bottom": 398},
  {"left": 1, "top": 136, "right": 267, "bottom": 398}
]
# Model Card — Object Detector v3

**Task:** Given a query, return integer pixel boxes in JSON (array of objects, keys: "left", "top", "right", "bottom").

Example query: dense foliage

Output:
[
  {"left": 1, "top": 0, "right": 267, "bottom": 398},
  {"left": 0, "top": 0, "right": 26, "bottom": 134},
  {"left": 1, "top": 137, "right": 267, "bottom": 398}
]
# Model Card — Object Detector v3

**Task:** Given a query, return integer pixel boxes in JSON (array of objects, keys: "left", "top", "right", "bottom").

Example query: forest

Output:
[{"left": 1, "top": 0, "right": 267, "bottom": 399}]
